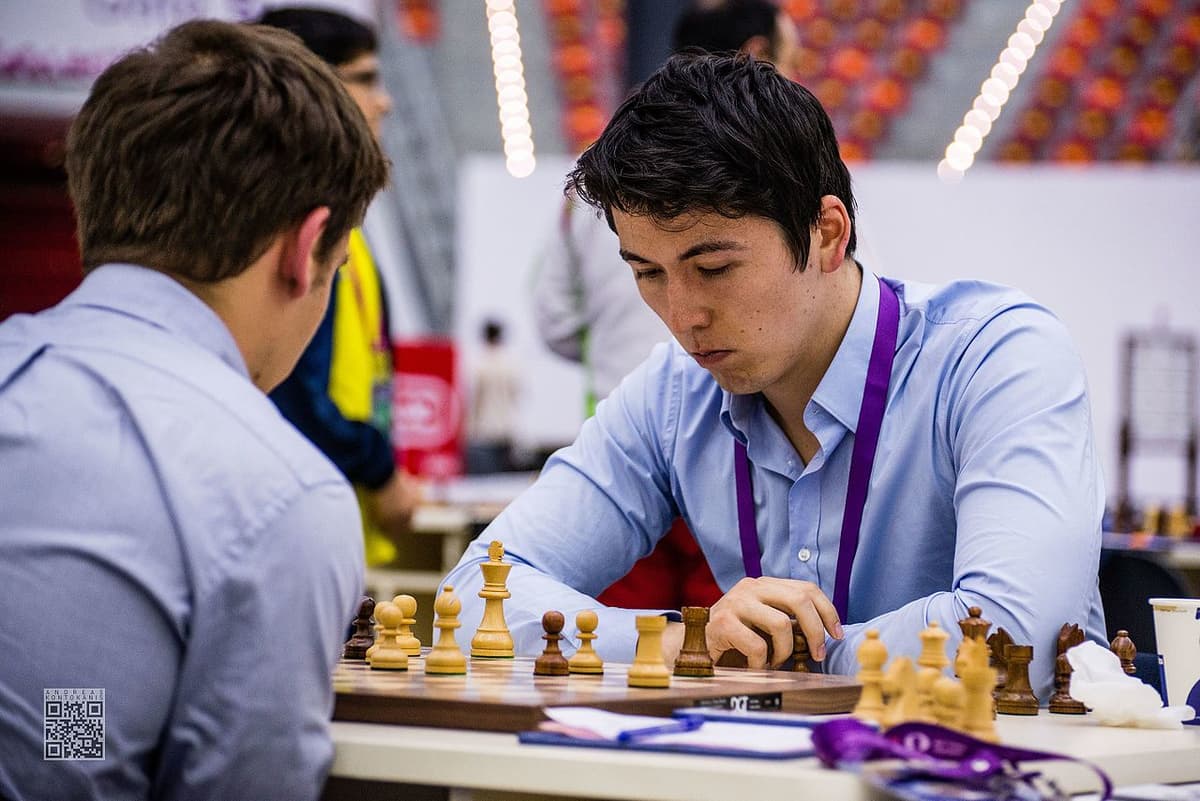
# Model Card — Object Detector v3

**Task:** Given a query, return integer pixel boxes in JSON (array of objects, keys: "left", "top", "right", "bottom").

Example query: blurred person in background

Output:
[{"left": 259, "top": 7, "right": 423, "bottom": 568}]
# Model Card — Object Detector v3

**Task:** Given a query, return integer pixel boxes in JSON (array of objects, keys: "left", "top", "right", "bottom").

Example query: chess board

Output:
[{"left": 333, "top": 653, "right": 862, "bottom": 733}]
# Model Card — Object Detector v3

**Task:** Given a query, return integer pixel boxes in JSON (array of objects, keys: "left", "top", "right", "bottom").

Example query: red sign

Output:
[{"left": 392, "top": 338, "right": 462, "bottom": 478}]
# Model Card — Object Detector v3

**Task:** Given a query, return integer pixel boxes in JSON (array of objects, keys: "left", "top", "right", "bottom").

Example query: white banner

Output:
[{"left": 0, "top": 0, "right": 376, "bottom": 117}]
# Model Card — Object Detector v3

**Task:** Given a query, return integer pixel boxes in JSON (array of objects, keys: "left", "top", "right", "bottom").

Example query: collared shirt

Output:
[
  {"left": 445, "top": 267, "right": 1106, "bottom": 699},
  {"left": 0, "top": 264, "right": 364, "bottom": 801}
]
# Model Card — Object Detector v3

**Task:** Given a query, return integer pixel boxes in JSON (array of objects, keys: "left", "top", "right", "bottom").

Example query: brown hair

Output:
[{"left": 65, "top": 19, "right": 389, "bottom": 281}]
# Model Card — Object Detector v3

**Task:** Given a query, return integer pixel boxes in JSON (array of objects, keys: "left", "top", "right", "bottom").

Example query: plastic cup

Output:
[{"left": 1148, "top": 597, "right": 1200, "bottom": 715}]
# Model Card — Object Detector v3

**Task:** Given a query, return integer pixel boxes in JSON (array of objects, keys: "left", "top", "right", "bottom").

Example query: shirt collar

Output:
[
  {"left": 811, "top": 263, "right": 880, "bottom": 433},
  {"left": 64, "top": 263, "right": 249, "bottom": 378},
  {"left": 720, "top": 263, "right": 881, "bottom": 442}
]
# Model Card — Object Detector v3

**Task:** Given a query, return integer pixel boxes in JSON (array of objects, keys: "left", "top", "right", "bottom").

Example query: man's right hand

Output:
[
  {"left": 706, "top": 577, "right": 843, "bottom": 669},
  {"left": 366, "top": 470, "right": 423, "bottom": 540}
]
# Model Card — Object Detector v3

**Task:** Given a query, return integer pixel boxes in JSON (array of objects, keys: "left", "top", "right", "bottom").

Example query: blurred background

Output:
[{"left": 2, "top": 0, "right": 1198, "bottom": 538}]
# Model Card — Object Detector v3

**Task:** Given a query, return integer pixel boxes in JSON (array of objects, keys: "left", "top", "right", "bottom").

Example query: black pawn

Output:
[
  {"left": 343, "top": 596, "right": 376, "bottom": 660},
  {"left": 534, "top": 611, "right": 570, "bottom": 676}
]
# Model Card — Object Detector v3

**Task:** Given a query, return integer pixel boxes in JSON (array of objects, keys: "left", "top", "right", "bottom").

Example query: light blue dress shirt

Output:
[
  {"left": 0, "top": 264, "right": 364, "bottom": 801},
  {"left": 445, "top": 267, "right": 1106, "bottom": 700}
]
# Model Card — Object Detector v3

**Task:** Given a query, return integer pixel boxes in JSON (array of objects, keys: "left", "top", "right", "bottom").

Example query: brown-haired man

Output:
[{"left": 0, "top": 19, "right": 387, "bottom": 801}]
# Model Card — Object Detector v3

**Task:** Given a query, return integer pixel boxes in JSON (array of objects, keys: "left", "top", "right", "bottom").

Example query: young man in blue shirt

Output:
[
  {"left": 446, "top": 53, "right": 1106, "bottom": 700},
  {"left": 0, "top": 20, "right": 386, "bottom": 801}
]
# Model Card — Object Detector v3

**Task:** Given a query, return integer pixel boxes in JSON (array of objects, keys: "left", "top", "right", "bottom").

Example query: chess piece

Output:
[
  {"left": 368, "top": 601, "right": 410, "bottom": 671},
  {"left": 955, "top": 607, "right": 990, "bottom": 678},
  {"left": 425, "top": 585, "right": 467, "bottom": 675},
  {"left": 791, "top": 619, "right": 812, "bottom": 672},
  {"left": 881, "top": 656, "right": 919, "bottom": 729},
  {"left": 958, "top": 606, "right": 991, "bottom": 642},
  {"left": 343, "top": 596, "right": 376, "bottom": 660},
  {"left": 915, "top": 622, "right": 949, "bottom": 723},
  {"left": 1048, "top": 623, "right": 1087, "bottom": 714},
  {"left": 1110, "top": 629, "right": 1137, "bottom": 675},
  {"left": 471, "top": 540, "right": 515, "bottom": 658},
  {"left": 959, "top": 637, "right": 998, "bottom": 742},
  {"left": 392, "top": 594, "right": 422, "bottom": 656},
  {"left": 568, "top": 610, "right": 604, "bottom": 675},
  {"left": 673, "top": 607, "right": 715, "bottom": 677},
  {"left": 852, "top": 629, "right": 887, "bottom": 725},
  {"left": 985, "top": 627, "right": 1013, "bottom": 691},
  {"left": 534, "top": 610, "right": 570, "bottom": 676},
  {"left": 932, "top": 675, "right": 966, "bottom": 730},
  {"left": 628, "top": 615, "right": 671, "bottom": 688},
  {"left": 366, "top": 600, "right": 396, "bottom": 663},
  {"left": 994, "top": 643, "right": 1039, "bottom": 715}
]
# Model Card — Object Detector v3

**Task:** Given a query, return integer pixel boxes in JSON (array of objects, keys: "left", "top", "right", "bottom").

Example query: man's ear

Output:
[
  {"left": 279, "top": 206, "right": 332, "bottom": 298},
  {"left": 816, "top": 195, "right": 851, "bottom": 272}
]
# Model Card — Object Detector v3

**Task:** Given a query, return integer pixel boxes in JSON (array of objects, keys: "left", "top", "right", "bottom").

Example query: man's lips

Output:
[{"left": 690, "top": 349, "right": 732, "bottom": 367}]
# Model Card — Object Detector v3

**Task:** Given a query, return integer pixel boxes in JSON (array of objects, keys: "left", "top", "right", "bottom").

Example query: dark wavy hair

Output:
[
  {"left": 567, "top": 52, "right": 857, "bottom": 269},
  {"left": 256, "top": 7, "right": 377, "bottom": 67}
]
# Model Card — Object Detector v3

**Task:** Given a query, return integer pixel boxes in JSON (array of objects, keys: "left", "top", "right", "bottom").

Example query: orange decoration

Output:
[
  {"left": 1048, "top": 46, "right": 1086, "bottom": 80},
  {"left": 554, "top": 43, "right": 594, "bottom": 75},
  {"left": 807, "top": 18, "right": 838, "bottom": 50},
  {"left": 1147, "top": 75, "right": 1179, "bottom": 108},
  {"left": 865, "top": 77, "right": 908, "bottom": 114},
  {"left": 849, "top": 109, "right": 885, "bottom": 141},
  {"left": 1053, "top": 139, "right": 1097, "bottom": 162},
  {"left": 873, "top": 0, "right": 905, "bottom": 23},
  {"left": 814, "top": 77, "right": 849, "bottom": 111},
  {"left": 1128, "top": 106, "right": 1170, "bottom": 146},
  {"left": 1037, "top": 77, "right": 1071, "bottom": 108},
  {"left": 928, "top": 0, "right": 962, "bottom": 22},
  {"left": 784, "top": 0, "right": 818, "bottom": 22},
  {"left": 395, "top": 0, "right": 439, "bottom": 43},
  {"left": 1019, "top": 108, "right": 1054, "bottom": 141},
  {"left": 902, "top": 18, "right": 945, "bottom": 53},
  {"left": 839, "top": 139, "right": 870, "bottom": 162},
  {"left": 1076, "top": 108, "right": 1111, "bottom": 140},
  {"left": 1116, "top": 142, "right": 1150, "bottom": 161},
  {"left": 830, "top": 48, "right": 872, "bottom": 81},
  {"left": 830, "top": 0, "right": 863, "bottom": 22},
  {"left": 998, "top": 140, "right": 1035, "bottom": 162},
  {"left": 855, "top": 18, "right": 888, "bottom": 51},
  {"left": 794, "top": 47, "right": 825, "bottom": 80},
  {"left": 1065, "top": 16, "right": 1103, "bottom": 49},
  {"left": 1082, "top": 75, "right": 1125, "bottom": 112},
  {"left": 889, "top": 47, "right": 925, "bottom": 80}
]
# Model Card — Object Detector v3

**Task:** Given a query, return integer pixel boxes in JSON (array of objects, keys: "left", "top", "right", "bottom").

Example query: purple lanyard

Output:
[{"left": 735, "top": 277, "right": 899, "bottom": 622}]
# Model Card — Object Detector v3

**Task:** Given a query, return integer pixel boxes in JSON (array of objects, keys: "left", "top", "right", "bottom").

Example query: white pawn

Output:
[
  {"left": 368, "top": 602, "right": 409, "bottom": 671},
  {"left": 391, "top": 594, "right": 422, "bottom": 656},
  {"left": 425, "top": 585, "right": 467, "bottom": 675}
]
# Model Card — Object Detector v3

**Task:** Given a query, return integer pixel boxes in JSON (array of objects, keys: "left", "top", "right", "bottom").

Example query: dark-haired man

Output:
[
  {"left": 258, "top": 7, "right": 422, "bottom": 568},
  {"left": 448, "top": 53, "right": 1105, "bottom": 701},
  {"left": 532, "top": 0, "right": 798, "bottom": 613},
  {"left": 0, "top": 20, "right": 387, "bottom": 801}
]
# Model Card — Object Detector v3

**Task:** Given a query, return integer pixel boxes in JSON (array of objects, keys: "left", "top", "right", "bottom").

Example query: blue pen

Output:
[{"left": 615, "top": 715, "right": 705, "bottom": 743}]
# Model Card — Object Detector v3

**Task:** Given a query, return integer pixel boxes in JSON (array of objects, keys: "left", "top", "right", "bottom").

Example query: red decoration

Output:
[{"left": 395, "top": 0, "right": 439, "bottom": 43}]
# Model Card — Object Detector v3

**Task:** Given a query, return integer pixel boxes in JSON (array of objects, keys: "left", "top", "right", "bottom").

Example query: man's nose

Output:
[{"left": 664, "top": 279, "right": 711, "bottom": 334}]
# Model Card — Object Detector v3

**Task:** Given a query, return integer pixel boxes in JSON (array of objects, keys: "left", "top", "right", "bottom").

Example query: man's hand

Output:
[
  {"left": 706, "top": 577, "right": 843, "bottom": 669},
  {"left": 366, "top": 470, "right": 423, "bottom": 541}
]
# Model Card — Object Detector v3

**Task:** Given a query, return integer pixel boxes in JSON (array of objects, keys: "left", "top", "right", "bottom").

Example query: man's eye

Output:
[
  {"left": 698, "top": 265, "right": 731, "bottom": 277},
  {"left": 634, "top": 268, "right": 663, "bottom": 281}
]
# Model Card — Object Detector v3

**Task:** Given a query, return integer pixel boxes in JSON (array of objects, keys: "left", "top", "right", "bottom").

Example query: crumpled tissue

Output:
[{"left": 1067, "top": 640, "right": 1196, "bottom": 728}]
